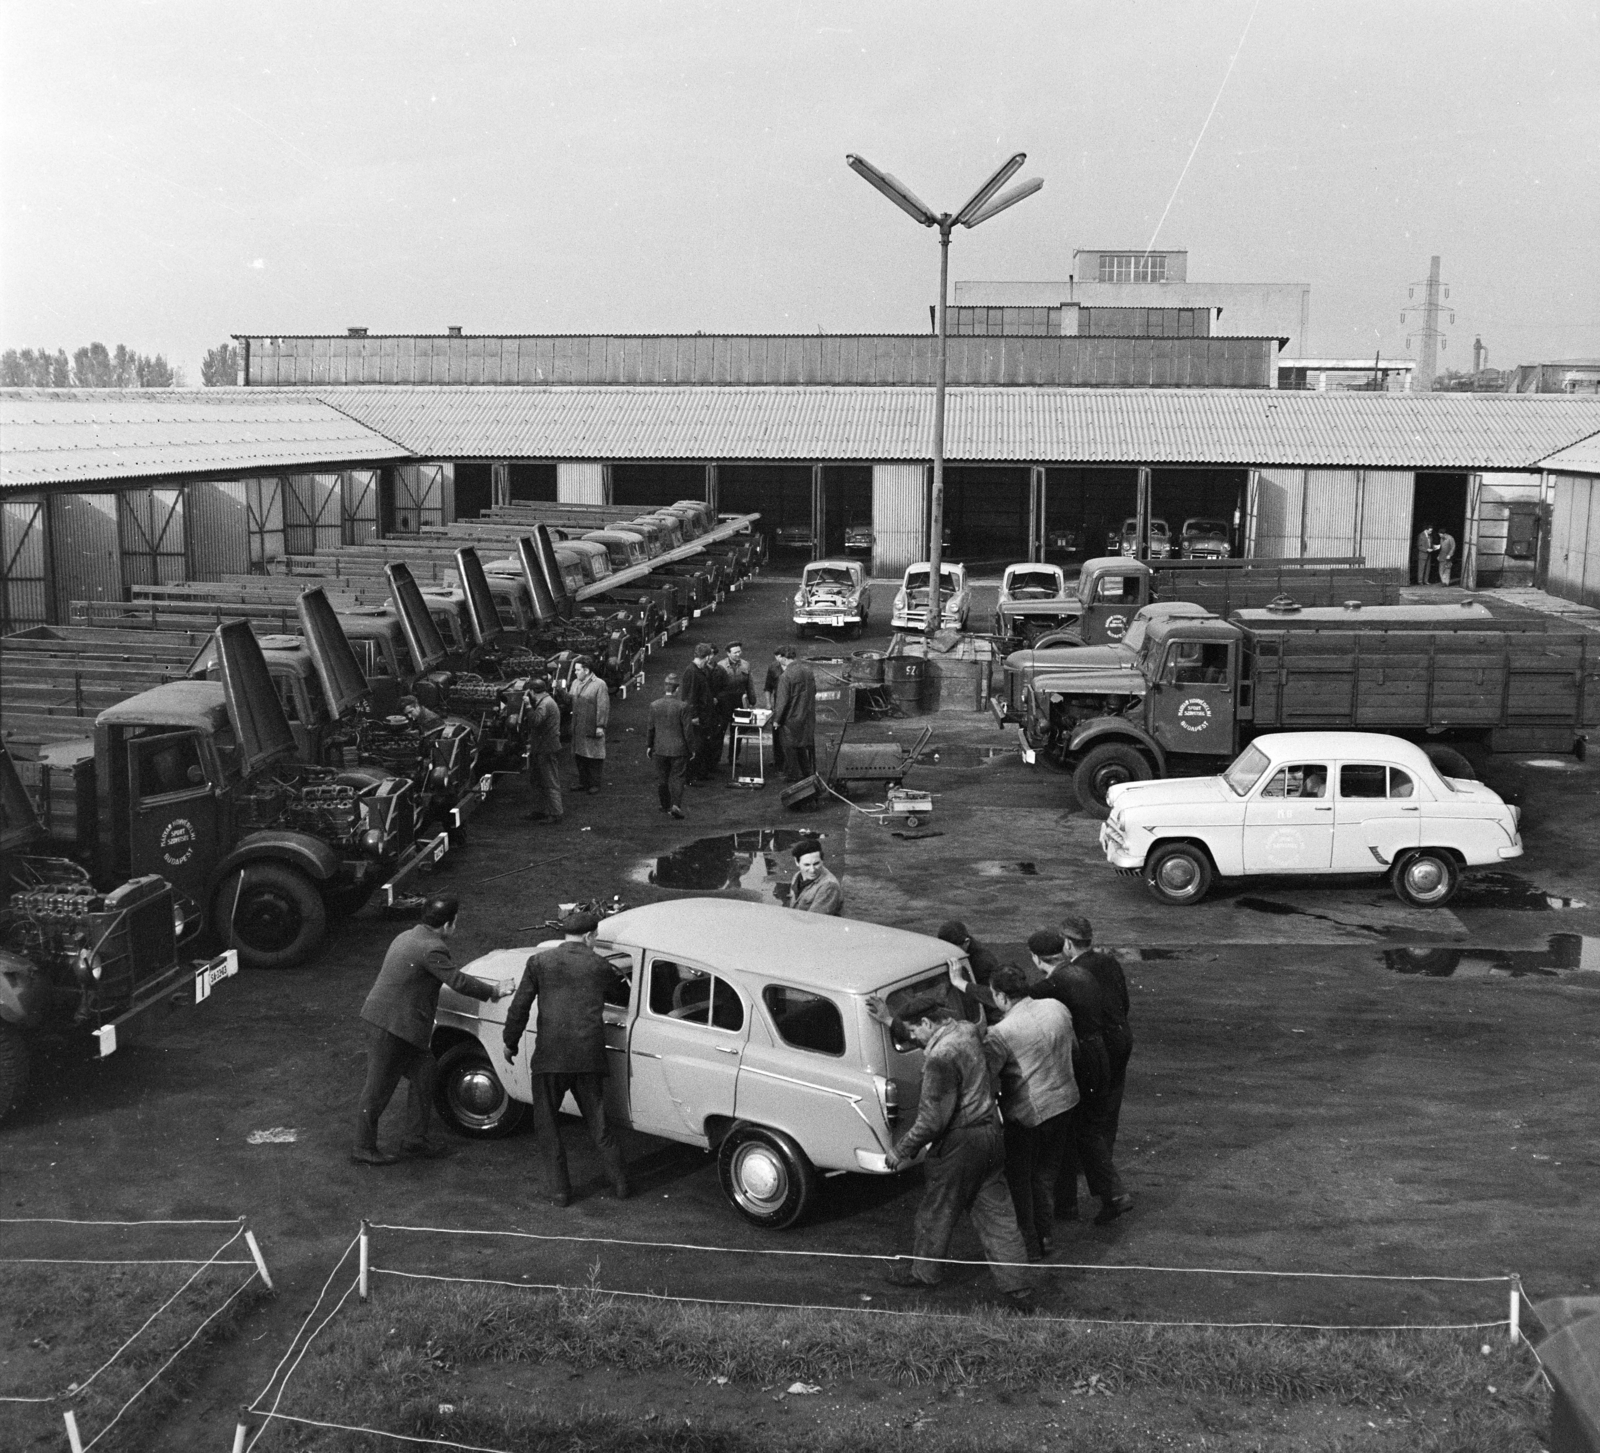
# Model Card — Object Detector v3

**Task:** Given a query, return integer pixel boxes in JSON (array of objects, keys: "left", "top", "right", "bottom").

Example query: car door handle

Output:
[
  {"left": 1400, "top": 805, "right": 1420, "bottom": 812},
  {"left": 633, "top": 1050, "right": 661, "bottom": 1060},
  {"left": 714, "top": 1046, "right": 740, "bottom": 1056},
  {"left": 1312, "top": 805, "right": 1332, "bottom": 812}
]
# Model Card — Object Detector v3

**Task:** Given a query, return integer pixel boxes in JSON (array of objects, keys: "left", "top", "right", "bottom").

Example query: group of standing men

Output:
[
  {"left": 646, "top": 642, "right": 821, "bottom": 814},
  {"left": 1415, "top": 525, "right": 1459, "bottom": 586},
  {"left": 864, "top": 913, "right": 1134, "bottom": 1309}
]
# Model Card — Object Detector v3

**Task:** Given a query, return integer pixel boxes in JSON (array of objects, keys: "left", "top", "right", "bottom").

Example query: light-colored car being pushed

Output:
[
  {"left": 890, "top": 561, "right": 970, "bottom": 632},
  {"left": 1099, "top": 731, "right": 1521, "bottom": 909},
  {"left": 429, "top": 899, "right": 973, "bottom": 1230},
  {"left": 793, "top": 558, "right": 871, "bottom": 639}
]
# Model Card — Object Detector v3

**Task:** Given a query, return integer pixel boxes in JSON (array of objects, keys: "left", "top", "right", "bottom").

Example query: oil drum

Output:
[{"left": 884, "top": 655, "right": 929, "bottom": 714}]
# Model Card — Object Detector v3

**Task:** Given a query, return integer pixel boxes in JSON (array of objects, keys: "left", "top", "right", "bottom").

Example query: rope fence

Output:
[
  {"left": 231, "top": 1216, "right": 1532, "bottom": 1452},
  {"left": 0, "top": 1214, "right": 273, "bottom": 1452}
]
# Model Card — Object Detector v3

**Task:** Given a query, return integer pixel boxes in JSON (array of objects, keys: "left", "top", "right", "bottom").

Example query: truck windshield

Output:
[{"left": 1222, "top": 744, "right": 1270, "bottom": 796}]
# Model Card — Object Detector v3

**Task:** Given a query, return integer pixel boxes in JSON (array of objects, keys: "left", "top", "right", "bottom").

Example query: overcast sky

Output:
[{"left": 3, "top": 1, "right": 1596, "bottom": 381}]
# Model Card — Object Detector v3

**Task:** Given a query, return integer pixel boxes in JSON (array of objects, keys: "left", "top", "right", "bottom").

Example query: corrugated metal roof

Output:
[
  {"left": 1, "top": 390, "right": 411, "bottom": 490},
  {"left": 1536, "top": 430, "right": 1600, "bottom": 475},
  {"left": 305, "top": 385, "right": 1600, "bottom": 470}
]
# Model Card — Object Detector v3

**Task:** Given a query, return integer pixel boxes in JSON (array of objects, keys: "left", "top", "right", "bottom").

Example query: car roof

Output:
[
  {"left": 1249, "top": 732, "right": 1441, "bottom": 772},
  {"left": 97, "top": 679, "right": 230, "bottom": 732},
  {"left": 905, "top": 561, "right": 963, "bottom": 574},
  {"left": 597, "top": 898, "right": 958, "bottom": 992},
  {"left": 804, "top": 558, "right": 860, "bottom": 572},
  {"left": 1145, "top": 616, "right": 1242, "bottom": 646}
]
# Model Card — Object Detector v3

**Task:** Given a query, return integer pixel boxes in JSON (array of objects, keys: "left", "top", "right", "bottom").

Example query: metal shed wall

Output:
[
  {"left": 1250, "top": 468, "right": 1305, "bottom": 558},
  {"left": 1359, "top": 470, "right": 1414, "bottom": 572},
  {"left": 1547, "top": 472, "right": 1600, "bottom": 607},
  {"left": 557, "top": 462, "right": 607, "bottom": 505},
  {"left": 1, "top": 497, "right": 48, "bottom": 631},
  {"left": 186, "top": 481, "right": 253, "bottom": 579},
  {"left": 872, "top": 464, "right": 926, "bottom": 574},
  {"left": 48, "top": 492, "right": 121, "bottom": 619}
]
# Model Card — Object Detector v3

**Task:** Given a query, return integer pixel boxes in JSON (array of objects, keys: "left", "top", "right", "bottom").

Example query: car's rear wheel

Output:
[
  {"left": 435, "top": 1041, "right": 525, "bottom": 1138},
  {"left": 212, "top": 863, "right": 326, "bottom": 970},
  {"left": 1073, "top": 743, "right": 1152, "bottom": 819},
  {"left": 717, "top": 1123, "right": 819, "bottom": 1230},
  {"left": 1144, "top": 842, "right": 1213, "bottom": 906},
  {"left": 1393, "top": 849, "right": 1461, "bottom": 908}
]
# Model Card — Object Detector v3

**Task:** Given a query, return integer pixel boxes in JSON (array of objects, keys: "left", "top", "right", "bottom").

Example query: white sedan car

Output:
[
  {"left": 1100, "top": 732, "right": 1522, "bottom": 908},
  {"left": 891, "top": 562, "right": 970, "bottom": 632}
]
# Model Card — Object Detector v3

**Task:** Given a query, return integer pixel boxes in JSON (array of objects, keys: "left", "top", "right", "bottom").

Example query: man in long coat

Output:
[
  {"left": 647, "top": 672, "right": 696, "bottom": 818},
  {"left": 771, "top": 647, "right": 817, "bottom": 782},
  {"left": 569, "top": 655, "right": 609, "bottom": 794},
  {"left": 679, "top": 643, "right": 719, "bottom": 783},
  {"left": 522, "top": 676, "right": 563, "bottom": 823}
]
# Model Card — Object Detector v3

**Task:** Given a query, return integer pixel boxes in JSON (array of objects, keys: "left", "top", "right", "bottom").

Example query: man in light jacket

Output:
[
  {"left": 785, "top": 835, "right": 843, "bottom": 915},
  {"left": 569, "top": 655, "right": 609, "bottom": 794},
  {"left": 982, "top": 963, "right": 1078, "bottom": 1260}
]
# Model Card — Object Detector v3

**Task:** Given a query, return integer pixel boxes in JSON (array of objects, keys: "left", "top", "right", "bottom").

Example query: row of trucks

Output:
[
  {"left": 1, "top": 504, "right": 764, "bottom": 968},
  {"left": 991, "top": 558, "right": 1598, "bottom": 815}
]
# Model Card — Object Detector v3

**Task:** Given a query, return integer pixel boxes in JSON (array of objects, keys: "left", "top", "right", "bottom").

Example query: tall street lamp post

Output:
[{"left": 846, "top": 152, "right": 1043, "bottom": 634}]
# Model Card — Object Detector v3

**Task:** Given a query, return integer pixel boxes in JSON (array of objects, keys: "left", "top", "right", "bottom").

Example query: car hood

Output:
[
  {"left": 1034, "top": 663, "right": 1147, "bottom": 697},
  {"left": 1107, "top": 776, "right": 1233, "bottom": 812},
  {"left": 1012, "top": 642, "right": 1126, "bottom": 672}
]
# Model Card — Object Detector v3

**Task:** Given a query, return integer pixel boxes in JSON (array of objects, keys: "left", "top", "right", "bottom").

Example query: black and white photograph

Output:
[{"left": 2, "top": 3, "right": 1598, "bottom": 1450}]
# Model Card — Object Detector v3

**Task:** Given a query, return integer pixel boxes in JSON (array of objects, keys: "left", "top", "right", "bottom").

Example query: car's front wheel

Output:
[
  {"left": 1392, "top": 849, "right": 1461, "bottom": 908},
  {"left": 435, "top": 1041, "right": 526, "bottom": 1138},
  {"left": 1144, "top": 842, "right": 1213, "bottom": 906},
  {"left": 212, "top": 863, "right": 326, "bottom": 970},
  {"left": 717, "top": 1123, "right": 819, "bottom": 1230}
]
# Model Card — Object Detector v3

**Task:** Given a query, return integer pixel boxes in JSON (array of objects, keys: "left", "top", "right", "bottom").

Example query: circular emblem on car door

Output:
[
  {"left": 1178, "top": 698, "right": 1213, "bottom": 732},
  {"left": 160, "top": 818, "right": 197, "bottom": 866},
  {"left": 1104, "top": 614, "right": 1128, "bottom": 639}
]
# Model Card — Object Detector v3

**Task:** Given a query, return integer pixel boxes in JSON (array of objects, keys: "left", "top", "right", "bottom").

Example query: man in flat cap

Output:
[{"left": 503, "top": 908, "right": 631, "bottom": 1206}]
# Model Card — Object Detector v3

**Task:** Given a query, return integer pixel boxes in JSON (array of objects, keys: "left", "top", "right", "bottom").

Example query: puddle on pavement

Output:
[
  {"left": 1450, "top": 872, "right": 1587, "bottom": 911},
  {"left": 636, "top": 829, "right": 817, "bottom": 892},
  {"left": 1384, "top": 935, "right": 1600, "bottom": 979},
  {"left": 974, "top": 861, "right": 1043, "bottom": 878}
]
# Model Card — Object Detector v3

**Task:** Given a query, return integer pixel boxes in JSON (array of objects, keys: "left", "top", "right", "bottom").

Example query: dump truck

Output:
[
  {"left": 0, "top": 744, "right": 237, "bottom": 1123},
  {"left": 1019, "top": 600, "right": 1599, "bottom": 815},
  {"left": 996, "top": 555, "right": 1404, "bottom": 653},
  {"left": 9, "top": 621, "right": 449, "bottom": 969}
]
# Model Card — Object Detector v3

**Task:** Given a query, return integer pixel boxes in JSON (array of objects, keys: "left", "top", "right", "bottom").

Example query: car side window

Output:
[
  {"left": 1260, "top": 764, "right": 1329, "bottom": 799},
  {"left": 136, "top": 731, "right": 207, "bottom": 798},
  {"left": 595, "top": 947, "right": 634, "bottom": 1008},
  {"left": 1389, "top": 769, "right": 1415, "bottom": 799},
  {"left": 648, "top": 958, "right": 744, "bottom": 1031},
  {"left": 1096, "top": 575, "right": 1136, "bottom": 603},
  {"left": 763, "top": 986, "right": 845, "bottom": 1056},
  {"left": 1164, "top": 642, "right": 1229, "bottom": 685},
  {"left": 1339, "top": 764, "right": 1388, "bottom": 799}
]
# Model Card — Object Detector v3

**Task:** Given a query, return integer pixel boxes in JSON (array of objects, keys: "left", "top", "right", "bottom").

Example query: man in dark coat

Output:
[
  {"left": 1062, "top": 914, "right": 1132, "bottom": 1154},
  {"left": 771, "top": 647, "right": 817, "bottom": 782},
  {"left": 937, "top": 921, "right": 1003, "bottom": 986},
  {"left": 715, "top": 641, "right": 756, "bottom": 764},
  {"left": 502, "top": 909, "right": 631, "bottom": 1206},
  {"left": 353, "top": 898, "right": 508, "bottom": 1165},
  {"left": 647, "top": 672, "right": 696, "bottom": 818},
  {"left": 522, "top": 676, "right": 564, "bottom": 824},
  {"left": 679, "top": 643, "right": 719, "bottom": 783}
]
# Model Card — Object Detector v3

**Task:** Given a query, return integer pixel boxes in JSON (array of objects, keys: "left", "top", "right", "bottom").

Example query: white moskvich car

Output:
[{"left": 1099, "top": 731, "right": 1522, "bottom": 908}]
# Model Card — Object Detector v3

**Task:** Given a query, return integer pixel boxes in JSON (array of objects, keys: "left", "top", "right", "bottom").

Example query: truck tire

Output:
[
  {"left": 1144, "top": 842, "right": 1214, "bottom": 906},
  {"left": 1392, "top": 849, "right": 1461, "bottom": 908},
  {"left": 1422, "top": 746, "right": 1476, "bottom": 781},
  {"left": 435, "top": 1041, "right": 525, "bottom": 1138},
  {"left": 0, "top": 1021, "right": 29, "bottom": 1125},
  {"left": 718, "top": 1123, "right": 819, "bottom": 1230},
  {"left": 1073, "top": 743, "right": 1153, "bottom": 819},
  {"left": 212, "top": 863, "right": 327, "bottom": 971}
]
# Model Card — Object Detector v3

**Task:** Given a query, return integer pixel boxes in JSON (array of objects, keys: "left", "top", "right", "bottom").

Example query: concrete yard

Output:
[{"left": 3, "top": 571, "right": 1597, "bottom": 1446}]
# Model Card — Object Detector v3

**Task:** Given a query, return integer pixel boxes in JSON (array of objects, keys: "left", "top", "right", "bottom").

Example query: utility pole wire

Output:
[{"left": 1145, "top": 0, "right": 1264, "bottom": 256}]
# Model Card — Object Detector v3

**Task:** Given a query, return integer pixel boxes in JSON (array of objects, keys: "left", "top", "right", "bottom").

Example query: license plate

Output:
[{"left": 194, "top": 949, "right": 240, "bottom": 1003}]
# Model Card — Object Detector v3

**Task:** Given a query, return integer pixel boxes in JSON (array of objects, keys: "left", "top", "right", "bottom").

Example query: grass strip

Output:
[
  {"left": 256, "top": 1278, "right": 1547, "bottom": 1452},
  {"left": 0, "top": 1262, "right": 266, "bottom": 1451}
]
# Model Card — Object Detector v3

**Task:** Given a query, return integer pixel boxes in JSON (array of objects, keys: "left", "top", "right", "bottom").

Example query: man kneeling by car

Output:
[
  {"left": 864, "top": 992, "right": 1037, "bottom": 1310},
  {"left": 502, "top": 909, "right": 631, "bottom": 1207}
]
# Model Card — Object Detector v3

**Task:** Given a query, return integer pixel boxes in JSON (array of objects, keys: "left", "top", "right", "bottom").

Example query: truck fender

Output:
[
  {"left": 212, "top": 831, "right": 341, "bottom": 887},
  {"left": 0, "top": 949, "right": 50, "bottom": 1030},
  {"left": 1066, "top": 718, "right": 1167, "bottom": 774}
]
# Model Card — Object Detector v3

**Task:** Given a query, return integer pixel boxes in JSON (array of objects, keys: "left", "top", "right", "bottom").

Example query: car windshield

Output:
[
  {"left": 1008, "top": 569, "right": 1060, "bottom": 595},
  {"left": 905, "top": 568, "right": 961, "bottom": 590},
  {"left": 806, "top": 568, "right": 854, "bottom": 587},
  {"left": 1222, "top": 743, "right": 1271, "bottom": 796},
  {"left": 1184, "top": 519, "right": 1228, "bottom": 537},
  {"left": 1122, "top": 519, "right": 1169, "bottom": 538}
]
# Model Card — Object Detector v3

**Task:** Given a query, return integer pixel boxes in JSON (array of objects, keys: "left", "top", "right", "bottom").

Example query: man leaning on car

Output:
[{"left": 502, "top": 908, "right": 631, "bottom": 1207}]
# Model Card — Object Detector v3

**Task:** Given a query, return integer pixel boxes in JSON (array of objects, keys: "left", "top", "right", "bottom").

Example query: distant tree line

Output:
[{"left": 1, "top": 342, "right": 184, "bottom": 388}]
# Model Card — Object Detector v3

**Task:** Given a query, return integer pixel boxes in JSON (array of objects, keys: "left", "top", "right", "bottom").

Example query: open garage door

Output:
[
  {"left": 1150, "top": 469, "right": 1248, "bottom": 559},
  {"left": 720, "top": 464, "right": 815, "bottom": 561},
  {"left": 611, "top": 463, "right": 707, "bottom": 508},
  {"left": 942, "top": 466, "right": 1030, "bottom": 571},
  {"left": 1041, "top": 467, "right": 1138, "bottom": 566}
]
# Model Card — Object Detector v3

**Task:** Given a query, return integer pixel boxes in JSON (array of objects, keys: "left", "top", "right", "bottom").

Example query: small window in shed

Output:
[{"left": 763, "top": 986, "right": 845, "bottom": 1056}]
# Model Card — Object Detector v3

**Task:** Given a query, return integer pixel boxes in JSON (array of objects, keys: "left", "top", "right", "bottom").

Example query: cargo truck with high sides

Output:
[
  {"left": 0, "top": 743, "right": 237, "bottom": 1123},
  {"left": 1019, "top": 600, "right": 1599, "bottom": 817},
  {"left": 10, "top": 621, "right": 449, "bottom": 971}
]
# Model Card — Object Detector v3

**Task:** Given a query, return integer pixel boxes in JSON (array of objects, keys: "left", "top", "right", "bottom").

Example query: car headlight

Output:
[
  {"left": 75, "top": 948, "right": 103, "bottom": 983},
  {"left": 794, "top": 593, "right": 806, "bottom": 607},
  {"left": 362, "top": 827, "right": 388, "bottom": 856}
]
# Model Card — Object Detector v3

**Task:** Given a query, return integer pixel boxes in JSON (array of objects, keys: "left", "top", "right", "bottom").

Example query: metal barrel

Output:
[{"left": 883, "top": 654, "right": 930, "bottom": 714}]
